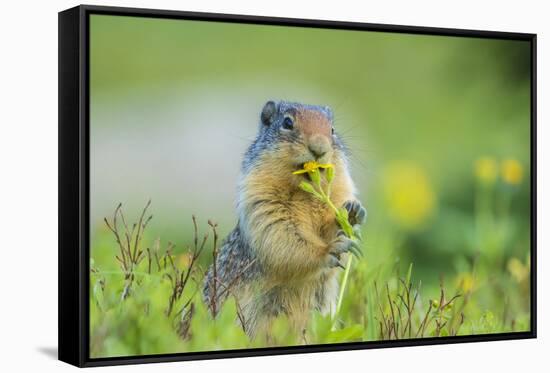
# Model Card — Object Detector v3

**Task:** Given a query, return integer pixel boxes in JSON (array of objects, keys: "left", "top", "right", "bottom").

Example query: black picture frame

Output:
[{"left": 58, "top": 4, "right": 537, "bottom": 368}]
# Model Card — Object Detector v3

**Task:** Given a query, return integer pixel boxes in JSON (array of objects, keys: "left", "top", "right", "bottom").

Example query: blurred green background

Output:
[{"left": 89, "top": 14, "right": 531, "bottom": 357}]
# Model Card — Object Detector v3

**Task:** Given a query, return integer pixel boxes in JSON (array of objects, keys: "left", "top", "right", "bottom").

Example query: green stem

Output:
[
  {"left": 306, "top": 168, "right": 358, "bottom": 329},
  {"left": 325, "top": 196, "right": 340, "bottom": 216},
  {"left": 314, "top": 177, "right": 349, "bottom": 232},
  {"left": 332, "top": 254, "right": 353, "bottom": 330}
]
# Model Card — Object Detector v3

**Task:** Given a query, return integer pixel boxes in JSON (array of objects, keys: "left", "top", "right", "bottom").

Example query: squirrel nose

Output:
[
  {"left": 308, "top": 135, "right": 330, "bottom": 159},
  {"left": 308, "top": 146, "right": 326, "bottom": 159}
]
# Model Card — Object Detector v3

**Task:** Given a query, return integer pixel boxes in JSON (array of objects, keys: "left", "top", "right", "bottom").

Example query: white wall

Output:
[{"left": 0, "top": 0, "right": 547, "bottom": 371}]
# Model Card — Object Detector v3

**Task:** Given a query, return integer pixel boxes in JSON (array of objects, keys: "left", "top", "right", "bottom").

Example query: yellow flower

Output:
[
  {"left": 501, "top": 159, "right": 523, "bottom": 185},
  {"left": 292, "top": 161, "right": 334, "bottom": 175},
  {"left": 507, "top": 257, "right": 529, "bottom": 283},
  {"left": 474, "top": 157, "right": 498, "bottom": 185},
  {"left": 177, "top": 253, "right": 193, "bottom": 268},
  {"left": 455, "top": 272, "right": 475, "bottom": 293},
  {"left": 382, "top": 161, "right": 436, "bottom": 230}
]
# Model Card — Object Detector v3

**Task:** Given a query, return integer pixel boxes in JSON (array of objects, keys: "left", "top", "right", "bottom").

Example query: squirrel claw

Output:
[
  {"left": 338, "top": 226, "right": 363, "bottom": 243},
  {"left": 343, "top": 200, "right": 367, "bottom": 226},
  {"left": 353, "top": 224, "right": 363, "bottom": 241},
  {"left": 326, "top": 253, "right": 344, "bottom": 269},
  {"left": 329, "top": 235, "right": 363, "bottom": 261},
  {"left": 349, "top": 240, "right": 363, "bottom": 259}
]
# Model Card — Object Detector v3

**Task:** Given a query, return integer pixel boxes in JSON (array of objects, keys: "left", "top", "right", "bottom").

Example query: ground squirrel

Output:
[{"left": 203, "top": 100, "right": 366, "bottom": 339}]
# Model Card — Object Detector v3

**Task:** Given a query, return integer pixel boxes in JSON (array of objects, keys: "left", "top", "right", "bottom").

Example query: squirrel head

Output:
[{"left": 243, "top": 101, "right": 346, "bottom": 174}]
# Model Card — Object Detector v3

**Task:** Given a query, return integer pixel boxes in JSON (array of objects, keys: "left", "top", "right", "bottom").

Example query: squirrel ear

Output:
[
  {"left": 260, "top": 101, "right": 278, "bottom": 126},
  {"left": 324, "top": 106, "right": 334, "bottom": 121}
]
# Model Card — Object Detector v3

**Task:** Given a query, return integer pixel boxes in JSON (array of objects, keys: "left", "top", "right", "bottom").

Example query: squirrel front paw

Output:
[
  {"left": 325, "top": 231, "right": 362, "bottom": 269},
  {"left": 342, "top": 200, "right": 367, "bottom": 240},
  {"left": 343, "top": 200, "right": 367, "bottom": 226}
]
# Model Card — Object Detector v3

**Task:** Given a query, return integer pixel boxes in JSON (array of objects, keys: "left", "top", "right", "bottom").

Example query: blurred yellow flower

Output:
[
  {"left": 177, "top": 253, "right": 193, "bottom": 268},
  {"left": 501, "top": 159, "right": 523, "bottom": 185},
  {"left": 382, "top": 161, "right": 436, "bottom": 230},
  {"left": 507, "top": 257, "right": 529, "bottom": 283},
  {"left": 474, "top": 157, "right": 498, "bottom": 185},
  {"left": 455, "top": 272, "right": 475, "bottom": 293}
]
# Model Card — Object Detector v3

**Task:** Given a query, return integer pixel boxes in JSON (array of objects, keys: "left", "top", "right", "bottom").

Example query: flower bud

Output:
[
  {"left": 309, "top": 169, "right": 321, "bottom": 185},
  {"left": 299, "top": 181, "right": 315, "bottom": 194}
]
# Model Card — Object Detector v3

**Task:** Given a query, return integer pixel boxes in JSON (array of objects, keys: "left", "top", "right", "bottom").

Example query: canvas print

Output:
[{"left": 88, "top": 14, "right": 532, "bottom": 358}]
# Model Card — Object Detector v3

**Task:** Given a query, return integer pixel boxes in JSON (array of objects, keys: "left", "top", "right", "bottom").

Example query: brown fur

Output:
[
  {"left": 233, "top": 109, "right": 357, "bottom": 338},
  {"left": 295, "top": 109, "right": 332, "bottom": 138}
]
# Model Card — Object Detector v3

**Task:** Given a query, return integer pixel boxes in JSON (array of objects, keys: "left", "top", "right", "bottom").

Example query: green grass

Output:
[{"left": 89, "top": 166, "right": 530, "bottom": 358}]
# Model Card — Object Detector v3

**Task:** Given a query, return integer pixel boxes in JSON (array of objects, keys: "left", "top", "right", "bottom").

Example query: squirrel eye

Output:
[
  {"left": 282, "top": 117, "right": 294, "bottom": 130},
  {"left": 331, "top": 127, "right": 335, "bottom": 135}
]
